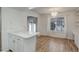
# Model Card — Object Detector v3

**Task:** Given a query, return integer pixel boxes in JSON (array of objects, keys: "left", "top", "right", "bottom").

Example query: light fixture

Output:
[
  {"left": 51, "top": 12, "right": 58, "bottom": 17},
  {"left": 51, "top": 8, "right": 58, "bottom": 17}
]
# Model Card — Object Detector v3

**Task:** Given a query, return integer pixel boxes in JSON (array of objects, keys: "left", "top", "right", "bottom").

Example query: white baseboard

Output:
[{"left": 39, "top": 34, "right": 73, "bottom": 40}]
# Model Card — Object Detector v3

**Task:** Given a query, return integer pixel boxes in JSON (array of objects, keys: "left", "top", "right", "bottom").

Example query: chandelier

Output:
[{"left": 51, "top": 8, "right": 58, "bottom": 17}]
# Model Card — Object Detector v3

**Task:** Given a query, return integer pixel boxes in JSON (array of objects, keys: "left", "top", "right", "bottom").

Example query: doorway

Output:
[{"left": 27, "top": 16, "right": 38, "bottom": 32}]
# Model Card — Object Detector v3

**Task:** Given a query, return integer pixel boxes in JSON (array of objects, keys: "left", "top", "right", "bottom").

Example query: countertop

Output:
[{"left": 8, "top": 32, "right": 39, "bottom": 39}]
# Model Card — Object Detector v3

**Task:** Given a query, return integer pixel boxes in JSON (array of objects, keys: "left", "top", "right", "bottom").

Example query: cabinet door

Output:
[
  {"left": 75, "top": 34, "right": 79, "bottom": 48},
  {"left": 23, "top": 36, "right": 36, "bottom": 52},
  {"left": 8, "top": 34, "right": 16, "bottom": 51},
  {"left": 14, "top": 37, "right": 24, "bottom": 52}
]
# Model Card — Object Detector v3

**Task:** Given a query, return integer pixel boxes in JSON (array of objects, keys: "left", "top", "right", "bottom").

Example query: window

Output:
[
  {"left": 27, "top": 16, "right": 37, "bottom": 32},
  {"left": 50, "top": 17, "right": 64, "bottom": 32},
  {"left": 29, "top": 23, "right": 36, "bottom": 32}
]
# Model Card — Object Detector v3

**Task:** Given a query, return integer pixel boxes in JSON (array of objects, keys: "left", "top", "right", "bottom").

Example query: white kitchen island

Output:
[
  {"left": 73, "top": 30, "right": 79, "bottom": 51},
  {"left": 8, "top": 32, "right": 38, "bottom": 52}
]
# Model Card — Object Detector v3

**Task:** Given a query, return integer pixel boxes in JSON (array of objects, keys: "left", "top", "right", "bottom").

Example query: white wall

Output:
[
  {"left": 74, "top": 12, "right": 79, "bottom": 30},
  {"left": 1, "top": 7, "right": 39, "bottom": 51},
  {"left": 39, "top": 12, "right": 76, "bottom": 39},
  {"left": 64, "top": 12, "right": 76, "bottom": 39},
  {"left": 0, "top": 8, "right": 1, "bottom": 32},
  {"left": 0, "top": 7, "right": 1, "bottom": 51},
  {"left": 38, "top": 14, "right": 48, "bottom": 35}
]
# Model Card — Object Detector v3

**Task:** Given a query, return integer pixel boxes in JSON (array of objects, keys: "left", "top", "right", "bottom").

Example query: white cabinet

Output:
[
  {"left": 13, "top": 38, "right": 24, "bottom": 52},
  {"left": 8, "top": 34, "right": 15, "bottom": 51},
  {"left": 8, "top": 33, "right": 37, "bottom": 52},
  {"left": 8, "top": 34, "right": 24, "bottom": 52},
  {"left": 23, "top": 36, "right": 36, "bottom": 52},
  {"left": 74, "top": 34, "right": 79, "bottom": 48}
]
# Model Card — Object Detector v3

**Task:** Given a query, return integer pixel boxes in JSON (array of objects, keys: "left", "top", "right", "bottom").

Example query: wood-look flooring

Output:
[{"left": 36, "top": 36, "right": 78, "bottom": 52}]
